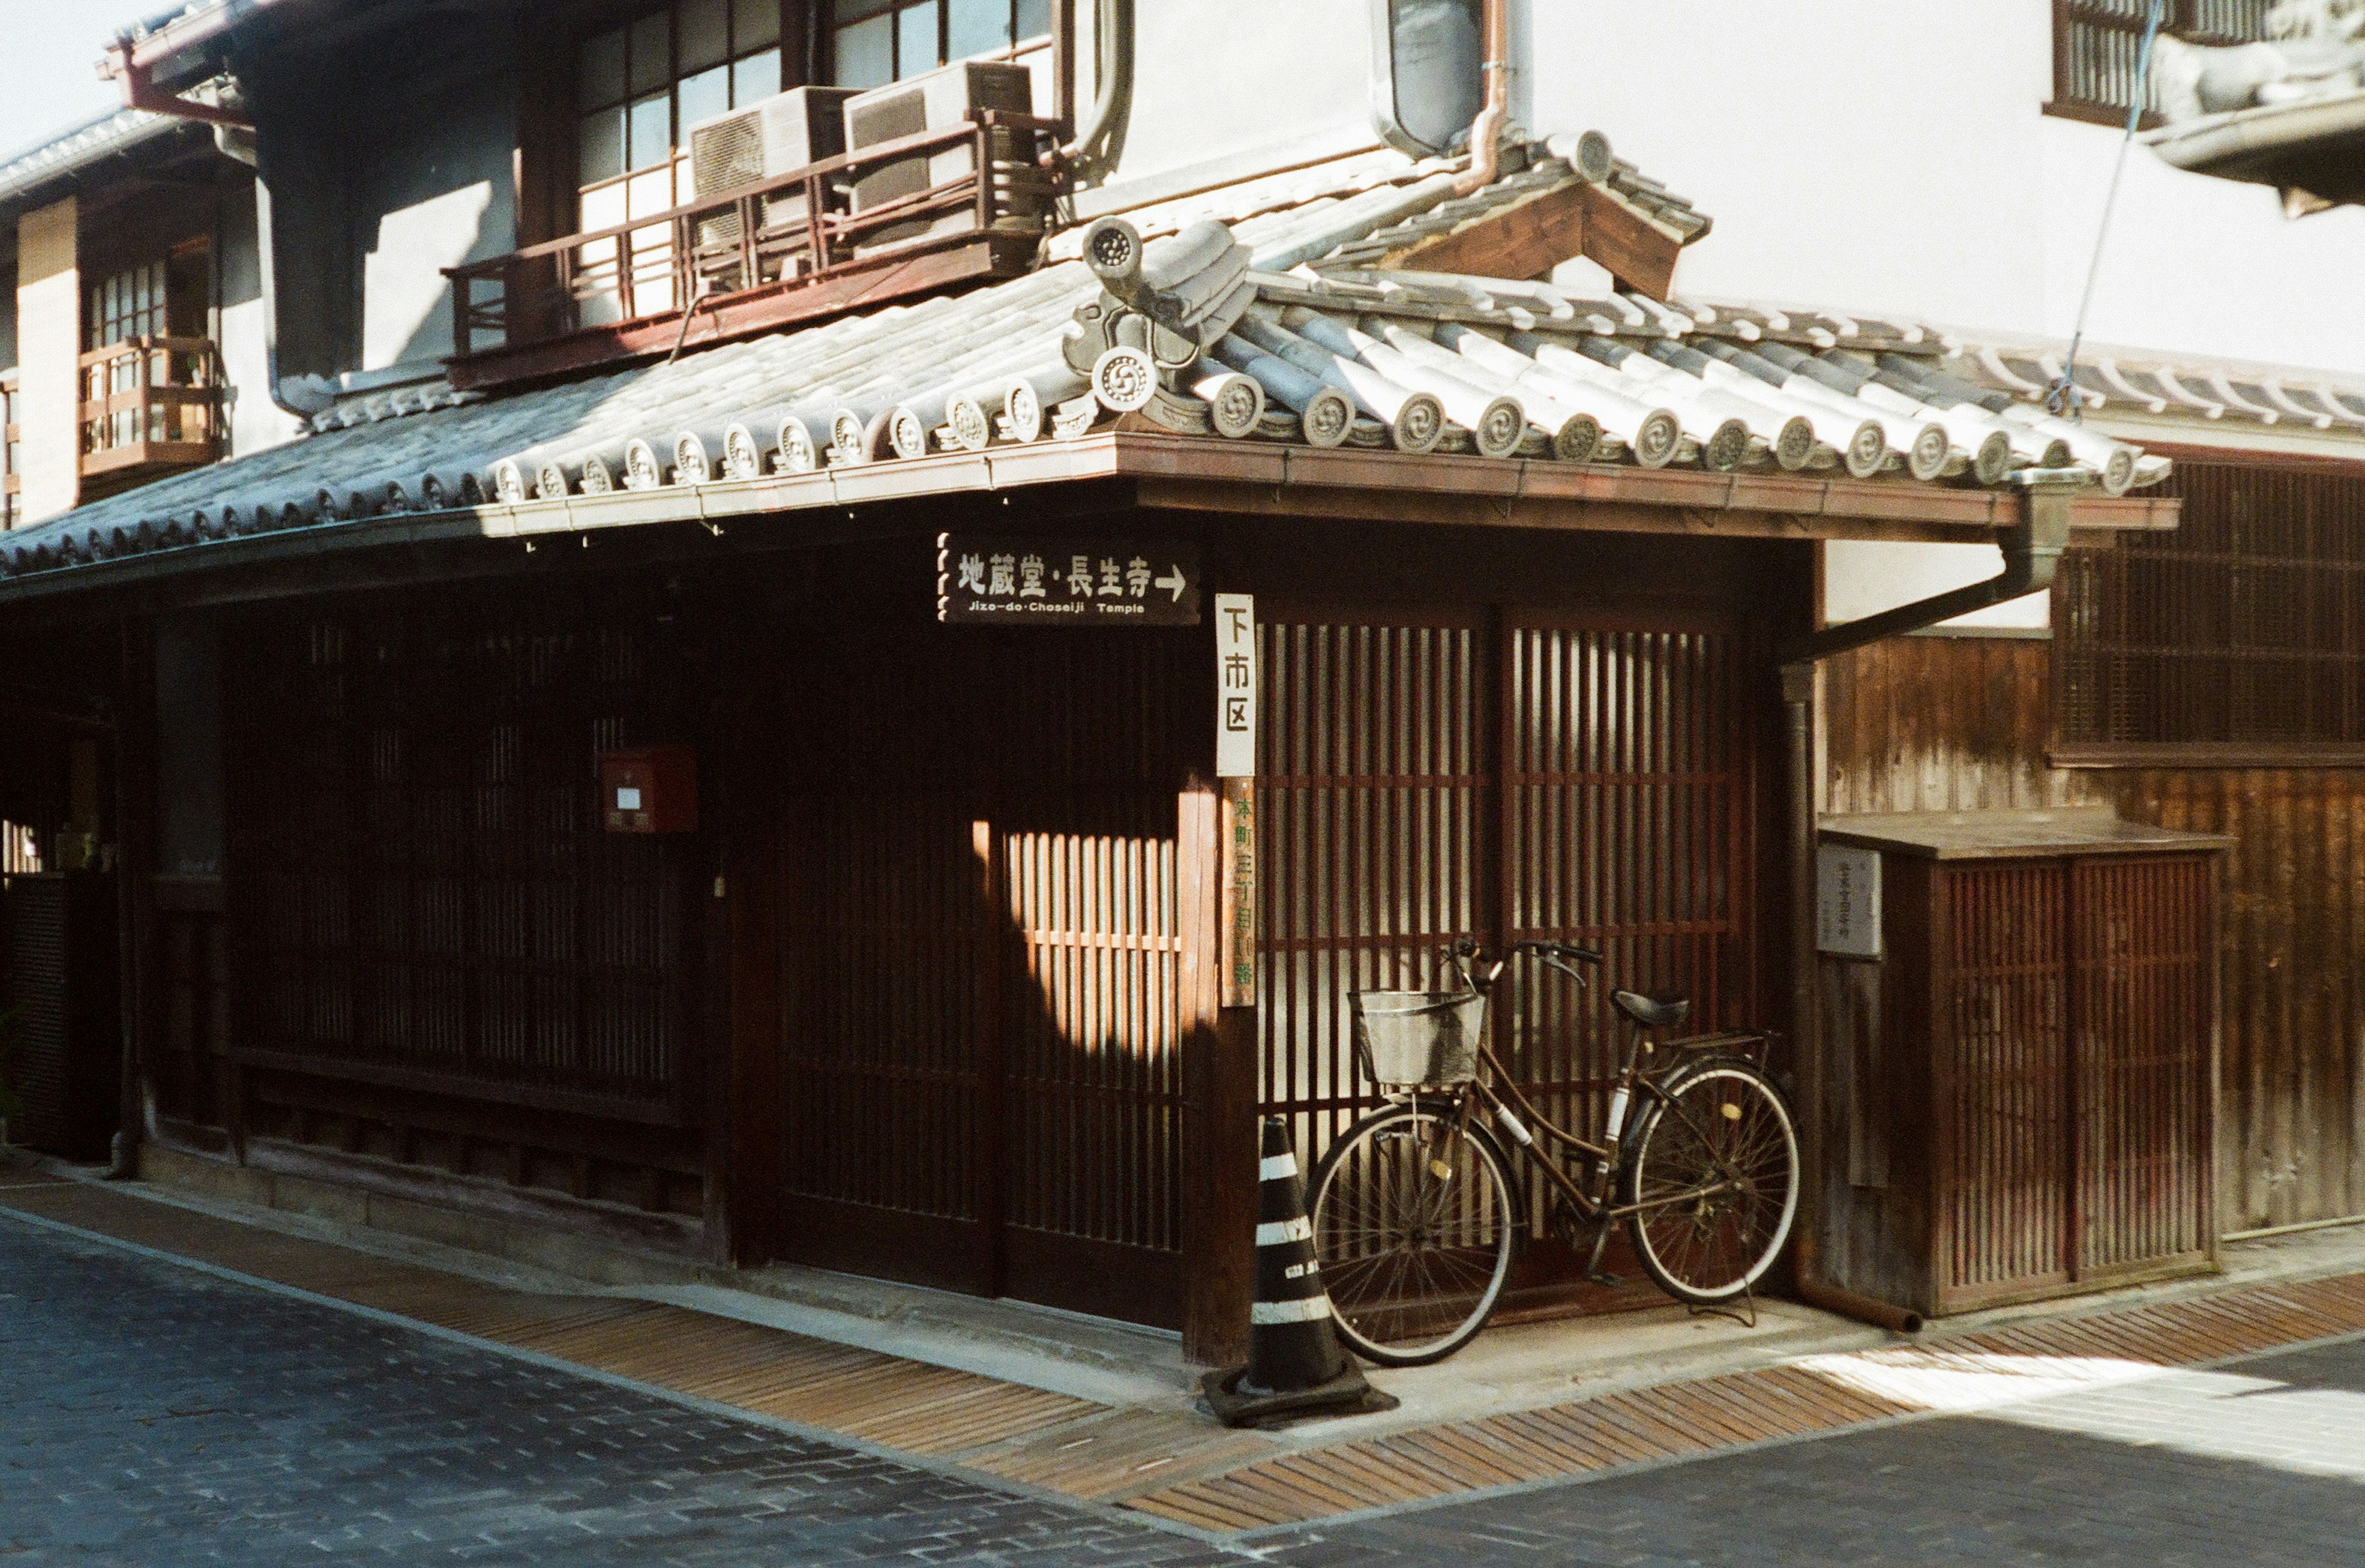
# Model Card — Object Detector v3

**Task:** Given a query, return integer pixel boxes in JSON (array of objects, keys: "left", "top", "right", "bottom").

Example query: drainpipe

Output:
[
  {"left": 245, "top": 161, "right": 326, "bottom": 425},
  {"left": 1049, "top": 0, "right": 1075, "bottom": 140},
  {"left": 1450, "top": 0, "right": 1510, "bottom": 196},
  {"left": 1056, "top": 0, "right": 1134, "bottom": 181},
  {"left": 1777, "top": 480, "right": 2078, "bottom": 1336},
  {"left": 105, "top": 44, "right": 315, "bottom": 427}
]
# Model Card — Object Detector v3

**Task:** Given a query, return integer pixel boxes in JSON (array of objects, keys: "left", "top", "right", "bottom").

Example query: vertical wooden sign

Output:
[
  {"left": 1215, "top": 594, "right": 1256, "bottom": 1008},
  {"left": 1220, "top": 778, "right": 1255, "bottom": 1008}
]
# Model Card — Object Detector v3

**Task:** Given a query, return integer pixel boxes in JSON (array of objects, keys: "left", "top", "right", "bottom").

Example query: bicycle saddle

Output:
[{"left": 1612, "top": 990, "right": 1691, "bottom": 1031}]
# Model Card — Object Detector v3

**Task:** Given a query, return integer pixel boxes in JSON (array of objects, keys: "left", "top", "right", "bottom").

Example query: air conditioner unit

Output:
[
  {"left": 843, "top": 60, "right": 1038, "bottom": 253},
  {"left": 686, "top": 86, "right": 857, "bottom": 281}
]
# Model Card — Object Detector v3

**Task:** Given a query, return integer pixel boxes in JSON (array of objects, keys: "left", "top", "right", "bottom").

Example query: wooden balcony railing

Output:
[
  {"left": 3, "top": 373, "right": 19, "bottom": 530},
  {"left": 443, "top": 109, "right": 1064, "bottom": 392},
  {"left": 78, "top": 336, "right": 225, "bottom": 484}
]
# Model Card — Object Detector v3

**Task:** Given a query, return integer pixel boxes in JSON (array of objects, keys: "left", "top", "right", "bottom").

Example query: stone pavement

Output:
[
  {"left": 1255, "top": 1335, "right": 2365, "bottom": 1566},
  {"left": 8, "top": 1203, "right": 2365, "bottom": 1565},
  {"left": 0, "top": 1213, "right": 1234, "bottom": 1568}
]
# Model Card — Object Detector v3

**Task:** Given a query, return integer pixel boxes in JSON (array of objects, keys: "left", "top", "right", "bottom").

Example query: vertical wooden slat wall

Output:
[
  {"left": 775, "top": 608, "right": 1191, "bottom": 1326},
  {"left": 1828, "top": 520, "right": 2365, "bottom": 1234},
  {"left": 1938, "top": 862, "right": 2070, "bottom": 1303},
  {"left": 1505, "top": 623, "right": 1752, "bottom": 1182},
  {"left": 1257, "top": 611, "right": 1754, "bottom": 1303},
  {"left": 227, "top": 605, "right": 708, "bottom": 1215},
  {"left": 2072, "top": 854, "right": 2213, "bottom": 1275},
  {"left": 1258, "top": 618, "right": 1485, "bottom": 1178}
]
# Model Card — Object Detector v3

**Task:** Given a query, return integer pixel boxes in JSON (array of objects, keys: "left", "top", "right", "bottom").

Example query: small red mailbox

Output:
[{"left": 598, "top": 746, "right": 697, "bottom": 833}]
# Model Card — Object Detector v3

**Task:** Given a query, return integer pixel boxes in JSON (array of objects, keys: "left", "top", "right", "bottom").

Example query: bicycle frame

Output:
[{"left": 1423, "top": 945, "right": 1766, "bottom": 1229}]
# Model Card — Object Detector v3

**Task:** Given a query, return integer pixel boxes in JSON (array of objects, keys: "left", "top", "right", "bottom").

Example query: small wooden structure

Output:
[
  {"left": 77, "top": 336, "right": 223, "bottom": 492},
  {"left": 1815, "top": 808, "right": 2232, "bottom": 1317}
]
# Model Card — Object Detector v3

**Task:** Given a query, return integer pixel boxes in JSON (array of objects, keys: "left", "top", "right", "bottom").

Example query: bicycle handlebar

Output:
[{"left": 1441, "top": 938, "right": 1603, "bottom": 992}]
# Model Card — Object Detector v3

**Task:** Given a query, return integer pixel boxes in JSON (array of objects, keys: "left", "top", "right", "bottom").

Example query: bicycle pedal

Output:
[{"left": 1585, "top": 1267, "right": 1622, "bottom": 1288}]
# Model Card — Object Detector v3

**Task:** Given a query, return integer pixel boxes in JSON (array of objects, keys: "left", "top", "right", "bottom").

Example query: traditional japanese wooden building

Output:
[
  {"left": 20, "top": 0, "right": 2327, "bottom": 1369},
  {"left": 0, "top": 102, "right": 2190, "bottom": 1357}
]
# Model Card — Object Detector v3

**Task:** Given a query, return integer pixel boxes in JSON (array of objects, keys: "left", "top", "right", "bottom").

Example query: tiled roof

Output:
[
  {"left": 1942, "top": 332, "right": 2365, "bottom": 437},
  {"left": 0, "top": 137, "right": 2154, "bottom": 586},
  {"left": 0, "top": 107, "right": 176, "bottom": 207}
]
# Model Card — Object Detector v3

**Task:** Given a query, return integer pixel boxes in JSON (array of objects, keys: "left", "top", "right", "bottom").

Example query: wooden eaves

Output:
[
  {"left": 1385, "top": 176, "right": 1691, "bottom": 299},
  {"left": 0, "top": 430, "right": 2176, "bottom": 612}
]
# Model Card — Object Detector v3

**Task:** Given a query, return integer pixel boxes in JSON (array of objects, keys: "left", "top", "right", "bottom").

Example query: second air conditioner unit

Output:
[
  {"left": 843, "top": 60, "right": 1038, "bottom": 253},
  {"left": 685, "top": 86, "right": 857, "bottom": 281}
]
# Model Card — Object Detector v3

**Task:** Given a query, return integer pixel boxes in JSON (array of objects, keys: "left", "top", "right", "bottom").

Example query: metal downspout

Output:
[
  {"left": 1057, "top": 0, "right": 1135, "bottom": 180},
  {"left": 1778, "top": 482, "right": 2078, "bottom": 1335},
  {"left": 1450, "top": 0, "right": 1510, "bottom": 196}
]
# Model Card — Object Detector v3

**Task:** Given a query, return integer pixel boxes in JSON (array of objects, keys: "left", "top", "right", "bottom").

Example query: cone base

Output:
[{"left": 1199, "top": 1362, "right": 1400, "bottom": 1430}]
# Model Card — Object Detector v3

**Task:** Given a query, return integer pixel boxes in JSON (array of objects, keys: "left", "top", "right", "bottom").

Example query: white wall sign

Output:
[
  {"left": 1817, "top": 844, "right": 1883, "bottom": 959},
  {"left": 1215, "top": 593, "right": 1256, "bottom": 778}
]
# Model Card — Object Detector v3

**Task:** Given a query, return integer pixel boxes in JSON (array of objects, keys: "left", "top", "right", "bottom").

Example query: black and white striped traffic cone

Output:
[{"left": 1201, "top": 1117, "right": 1397, "bottom": 1428}]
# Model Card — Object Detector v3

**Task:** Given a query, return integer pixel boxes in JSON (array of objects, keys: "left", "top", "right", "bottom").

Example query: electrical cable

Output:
[{"left": 2048, "top": 0, "right": 2168, "bottom": 421}]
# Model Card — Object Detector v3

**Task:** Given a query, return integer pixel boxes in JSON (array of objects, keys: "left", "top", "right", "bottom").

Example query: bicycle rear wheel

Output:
[
  {"left": 1623, "top": 1061, "right": 1798, "bottom": 1304},
  {"left": 1308, "top": 1104, "right": 1518, "bottom": 1366}
]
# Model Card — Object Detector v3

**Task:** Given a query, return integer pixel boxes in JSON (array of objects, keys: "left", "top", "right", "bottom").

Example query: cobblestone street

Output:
[{"left": 7, "top": 1210, "right": 2364, "bottom": 1566}]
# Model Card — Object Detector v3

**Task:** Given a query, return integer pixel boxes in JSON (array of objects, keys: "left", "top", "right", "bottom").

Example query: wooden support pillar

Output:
[
  {"left": 1181, "top": 773, "right": 1256, "bottom": 1367},
  {"left": 111, "top": 616, "right": 160, "bottom": 1174},
  {"left": 721, "top": 622, "right": 787, "bottom": 1266}
]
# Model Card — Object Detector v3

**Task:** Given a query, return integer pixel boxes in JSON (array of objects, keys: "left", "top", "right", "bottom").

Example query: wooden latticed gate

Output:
[
  {"left": 1256, "top": 610, "right": 1758, "bottom": 1307},
  {"left": 771, "top": 616, "right": 1194, "bottom": 1327}
]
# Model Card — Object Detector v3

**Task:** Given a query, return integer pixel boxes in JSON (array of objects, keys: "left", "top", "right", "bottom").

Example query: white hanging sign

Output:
[
  {"left": 1817, "top": 844, "right": 1883, "bottom": 959},
  {"left": 1215, "top": 593, "right": 1256, "bottom": 778}
]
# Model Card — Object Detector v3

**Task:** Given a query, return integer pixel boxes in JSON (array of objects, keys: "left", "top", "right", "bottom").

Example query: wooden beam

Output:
[
  {"left": 1393, "top": 178, "right": 1590, "bottom": 281},
  {"left": 1391, "top": 177, "right": 1685, "bottom": 297},
  {"left": 1567, "top": 182, "right": 1682, "bottom": 299}
]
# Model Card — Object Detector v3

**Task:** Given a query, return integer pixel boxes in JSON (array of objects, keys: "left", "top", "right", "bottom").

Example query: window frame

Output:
[
  {"left": 820, "top": 0, "right": 1053, "bottom": 91},
  {"left": 2051, "top": 451, "right": 2365, "bottom": 770}
]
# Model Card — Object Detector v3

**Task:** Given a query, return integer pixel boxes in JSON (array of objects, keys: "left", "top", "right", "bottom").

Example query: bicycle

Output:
[{"left": 1306, "top": 939, "right": 1800, "bottom": 1366}]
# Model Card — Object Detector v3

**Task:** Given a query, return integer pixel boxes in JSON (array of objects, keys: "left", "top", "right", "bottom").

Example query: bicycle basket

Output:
[{"left": 1351, "top": 988, "right": 1488, "bottom": 1088}]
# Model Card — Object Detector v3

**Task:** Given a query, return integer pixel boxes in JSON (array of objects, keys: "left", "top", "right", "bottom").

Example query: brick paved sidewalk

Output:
[
  {"left": 0, "top": 1210, "right": 1237, "bottom": 1568},
  {"left": 12, "top": 1197, "right": 2365, "bottom": 1567},
  {"left": 9, "top": 1165, "right": 2365, "bottom": 1543}
]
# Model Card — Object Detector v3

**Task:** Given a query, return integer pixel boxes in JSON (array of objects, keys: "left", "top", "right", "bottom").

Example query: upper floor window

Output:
[
  {"left": 830, "top": 0, "right": 1049, "bottom": 89},
  {"left": 88, "top": 260, "right": 167, "bottom": 351},
  {"left": 578, "top": 2, "right": 786, "bottom": 214},
  {"left": 577, "top": 1, "right": 787, "bottom": 318},
  {"left": 2049, "top": 1, "right": 2272, "bottom": 126},
  {"left": 2058, "top": 461, "right": 2365, "bottom": 758}
]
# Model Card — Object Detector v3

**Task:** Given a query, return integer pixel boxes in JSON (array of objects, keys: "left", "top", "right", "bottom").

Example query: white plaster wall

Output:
[
  {"left": 1107, "top": 0, "right": 1374, "bottom": 187},
  {"left": 216, "top": 186, "right": 301, "bottom": 459},
  {"left": 14, "top": 198, "right": 80, "bottom": 525},
  {"left": 1529, "top": 1, "right": 2365, "bottom": 376},
  {"left": 1825, "top": 540, "right": 2051, "bottom": 632}
]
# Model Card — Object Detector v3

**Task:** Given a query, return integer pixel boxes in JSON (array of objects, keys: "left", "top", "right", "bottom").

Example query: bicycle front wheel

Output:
[
  {"left": 1308, "top": 1104, "right": 1518, "bottom": 1366},
  {"left": 1623, "top": 1061, "right": 1799, "bottom": 1304}
]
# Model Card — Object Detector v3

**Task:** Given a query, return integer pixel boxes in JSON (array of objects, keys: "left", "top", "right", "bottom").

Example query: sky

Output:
[{"left": 0, "top": 0, "right": 150, "bottom": 162}]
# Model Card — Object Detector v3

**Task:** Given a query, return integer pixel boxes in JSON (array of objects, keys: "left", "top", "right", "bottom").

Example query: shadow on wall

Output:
[{"left": 360, "top": 75, "right": 517, "bottom": 374}]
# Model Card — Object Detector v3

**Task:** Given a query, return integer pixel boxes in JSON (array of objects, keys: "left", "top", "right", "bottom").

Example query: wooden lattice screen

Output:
[
  {"left": 1934, "top": 855, "right": 2213, "bottom": 1306},
  {"left": 1940, "top": 862, "right": 2072, "bottom": 1298},
  {"left": 775, "top": 624, "right": 1192, "bottom": 1323},
  {"left": 2073, "top": 855, "right": 2213, "bottom": 1274},
  {"left": 230, "top": 611, "right": 702, "bottom": 1119},
  {"left": 1258, "top": 613, "right": 1756, "bottom": 1256},
  {"left": 2060, "top": 461, "right": 2365, "bottom": 750}
]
